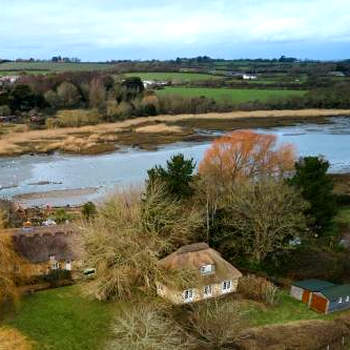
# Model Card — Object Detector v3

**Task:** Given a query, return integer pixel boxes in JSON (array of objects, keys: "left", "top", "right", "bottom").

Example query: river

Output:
[{"left": 1, "top": 116, "right": 350, "bottom": 207}]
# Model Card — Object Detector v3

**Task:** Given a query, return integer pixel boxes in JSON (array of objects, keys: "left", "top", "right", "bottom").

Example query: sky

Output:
[{"left": 1, "top": 0, "right": 350, "bottom": 61}]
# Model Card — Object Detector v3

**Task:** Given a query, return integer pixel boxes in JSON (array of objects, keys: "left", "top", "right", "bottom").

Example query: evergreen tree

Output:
[
  {"left": 289, "top": 156, "right": 337, "bottom": 236},
  {"left": 146, "top": 153, "right": 196, "bottom": 199}
]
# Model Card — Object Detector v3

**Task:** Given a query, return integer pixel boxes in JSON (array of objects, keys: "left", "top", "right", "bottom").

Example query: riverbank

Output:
[{"left": 0, "top": 109, "right": 350, "bottom": 157}]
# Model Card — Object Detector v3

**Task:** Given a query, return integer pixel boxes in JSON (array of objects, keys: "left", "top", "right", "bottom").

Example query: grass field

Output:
[
  {"left": 0, "top": 62, "right": 115, "bottom": 73},
  {"left": 156, "top": 87, "right": 307, "bottom": 103},
  {"left": 4, "top": 286, "right": 118, "bottom": 350},
  {"left": 125, "top": 71, "right": 223, "bottom": 81}
]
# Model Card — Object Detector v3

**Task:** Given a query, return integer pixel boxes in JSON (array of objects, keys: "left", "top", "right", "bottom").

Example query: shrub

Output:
[
  {"left": 42, "top": 269, "right": 72, "bottom": 287},
  {"left": 82, "top": 201, "right": 97, "bottom": 220},
  {"left": 0, "top": 105, "right": 11, "bottom": 116},
  {"left": 238, "top": 275, "right": 280, "bottom": 306},
  {"left": 47, "top": 109, "right": 102, "bottom": 128},
  {"left": 109, "top": 304, "right": 194, "bottom": 350},
  {"left": 187, "top": 298, "right": 248, "bottom": 348}
]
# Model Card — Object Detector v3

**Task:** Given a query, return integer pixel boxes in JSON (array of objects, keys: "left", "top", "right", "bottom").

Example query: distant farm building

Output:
[
  {"left": 242, "top": 74, "right": 257, "bottom": 80},
  {"left": 290, "top": 279, "right": 335, "bottom": 306},
  {"left": 310, "top": 284, "right": 350, "bottom": 314},
  {"left": 156, "top": 242, "right": 242, "bottom": 304}
]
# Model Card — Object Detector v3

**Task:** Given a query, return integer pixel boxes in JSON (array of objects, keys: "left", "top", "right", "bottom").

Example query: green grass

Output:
[
  {"left": 0, "top": 62, "right": 115, "bottom": 73},
  {"left": 124, "top": 71, "right": 223, "bottom": 81},
  {"left": 247, "top": 292, "right": 338, "bottom": 327},
  {"left": 3, "top": 286, "right": 119, "bottom": 350},
  {"left": 156, "top": 87, "right": 307, "bottom": 103}
]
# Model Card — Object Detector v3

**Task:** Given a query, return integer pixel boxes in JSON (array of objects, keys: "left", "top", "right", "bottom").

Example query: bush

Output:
[
  {"left": 238, "top": 275, "right": 280, "bottom": 306},
  {"left": 0, "top": 105, "right": 11, "bottom": 116},
  {"left": 82, "top": 201, "right": 97, "bottom": 220},
  {"left": 109, "top": 304, "right": 194, "bottom": 350},
  {"left": 187, "top": 298, "right": 248, "bottom": 348},
  {"left": 46, "top": 109, "right": 102, "bottom": 128},
  {"left": 42, "top": 269, "right": 72, "bottom": 287}
]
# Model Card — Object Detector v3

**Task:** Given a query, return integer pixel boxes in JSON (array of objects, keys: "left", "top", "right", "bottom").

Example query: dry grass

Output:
[
  {"left": 0, "top": 326, "right": 34, "bottom": 350},
  {"left": 0, "top": 109, "right": 349, "bottom": 156}
]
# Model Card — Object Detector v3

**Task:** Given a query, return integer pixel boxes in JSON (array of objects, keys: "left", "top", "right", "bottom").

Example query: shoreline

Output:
[{"left": 0, "top": 109, "right": 349, "bottom": 157}]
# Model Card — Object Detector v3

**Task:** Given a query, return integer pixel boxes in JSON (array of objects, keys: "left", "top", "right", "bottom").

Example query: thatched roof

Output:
[
  {"left": 159, "top": 243, "right": 242, "bottom": 285},
  {"left": 12, "top": 226, "right": 76, "bottom": 263}
]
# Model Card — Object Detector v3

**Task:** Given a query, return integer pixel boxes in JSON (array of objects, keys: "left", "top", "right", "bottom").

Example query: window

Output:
[
  {"left": 222, "top": 280, "right": 232, "bottom": 293},
  {"left": 183, "top": 289, "right": 194, "bottom": 302},
  {"left": 204, "top": 285, "right": 212, "bottom": 297},
  {"left": 200, "top": 264, "right": 215, "bottom": 275},
  {"left": 339, "top": 297, "right": 343, "bottom": 304}
]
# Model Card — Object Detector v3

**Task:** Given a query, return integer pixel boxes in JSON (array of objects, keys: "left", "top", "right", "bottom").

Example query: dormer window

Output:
[{"left": 200, "top": 264, "right": 215, "bottom": 275}]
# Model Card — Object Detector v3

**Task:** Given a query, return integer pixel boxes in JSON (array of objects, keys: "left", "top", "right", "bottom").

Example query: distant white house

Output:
[
  {"left": 142, "top": 80, "right": 169, "bottom": 89},
  {"left": 242, "top": 74, "right": 257, "bottom": 80},
  {"left": 0, "top": 75, "right": 20, "bottom": 85}
]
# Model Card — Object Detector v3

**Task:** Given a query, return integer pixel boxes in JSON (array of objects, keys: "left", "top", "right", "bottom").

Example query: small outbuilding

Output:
[
  {"left": 157, "top": 242, "right": 242, "bottom": 304},
  {"left": 290, "top": 279, "right": 335, "bottom": 305},
  {"left": 310, "top": 284, "right": 350, "bottom": 314}
]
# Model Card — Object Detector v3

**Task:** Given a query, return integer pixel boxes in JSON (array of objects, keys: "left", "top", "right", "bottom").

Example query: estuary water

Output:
[{"left": 1, "top": 116, "right": 350, "bottom": 207}]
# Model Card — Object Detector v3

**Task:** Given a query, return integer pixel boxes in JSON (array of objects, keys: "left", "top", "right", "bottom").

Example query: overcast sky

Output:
[{"left": 2, "top": 0, "right": 350, "bottom": 61}]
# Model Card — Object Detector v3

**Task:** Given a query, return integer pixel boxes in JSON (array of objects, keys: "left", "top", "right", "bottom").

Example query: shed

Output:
[
  {"left": 311, "top": 284, "right": 350, "bottom": 314},
  {"left": 290, "top": 279, "right": 335, "bottom": 305}
]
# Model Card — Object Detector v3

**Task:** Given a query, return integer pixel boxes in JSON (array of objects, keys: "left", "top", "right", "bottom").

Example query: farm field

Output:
[
  {"left": 125, "top": 71, "right": 223, "bottom": 81},
  {"left": 0, "top": 62, "right": 115, "bottom": 73},
  {"left": 156, "top": 86, "right": 307, "bottom": 103}
]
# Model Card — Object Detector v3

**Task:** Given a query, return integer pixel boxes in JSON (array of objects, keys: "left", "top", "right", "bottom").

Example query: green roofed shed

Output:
[
  {"left": 321, "top": 284, "right": 350, "bottom": 301},
  {"left": 292, "top": 279, "right": 335, "bottom": 291}
]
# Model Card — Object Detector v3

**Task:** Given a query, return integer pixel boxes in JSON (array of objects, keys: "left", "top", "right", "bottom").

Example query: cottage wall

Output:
[{"left": 157, "top": 278, "right": 239, "bottom": 305}]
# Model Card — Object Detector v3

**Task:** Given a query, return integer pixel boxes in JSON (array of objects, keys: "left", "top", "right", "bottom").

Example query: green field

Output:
[
  {"left": 125, "top": 71, "right": 223, "bottom": 82},
  {"left": 156, "top": 87, "right": 307, "bottom": 103},
  {"left": 0, "top": 62, "right": 115, "bottom": 73}
]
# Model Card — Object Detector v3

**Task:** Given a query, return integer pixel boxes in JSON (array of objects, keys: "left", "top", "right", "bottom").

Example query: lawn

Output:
[
  {"left": 0, "top": 62, "right": 115, "bottom": 73},
  {"left": 125, "top": 71, "right": 223, "bottom": 82},
  {"left": 156, "top": 87, "right": 307, "bottom": 103},
  {"left": 3, "top": 286, "right": 119, "bottom": 350},
  {"left": 247, "top": 292, "right": 337, "bottom": 327},
  {"left": 3, "top": 286, "right": 348, "bottom": 350}
]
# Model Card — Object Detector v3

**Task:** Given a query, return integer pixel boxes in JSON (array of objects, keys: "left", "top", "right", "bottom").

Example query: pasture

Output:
[
  {"left": 124, "top": 71, "right": 223, "bottom": 82},
  {"left": 0, "top": 62, "right": 115, "bottom": 74},
  {"left": 156, "top": 87, "right": 307, "bottom": 103}
]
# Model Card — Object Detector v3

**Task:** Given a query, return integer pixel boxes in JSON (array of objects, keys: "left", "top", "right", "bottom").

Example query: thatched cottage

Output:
[
  {"left": 11, "top": 225, "right": 78, "bottom": 277},
  {"left": 156, "top": 243, "right": 242, "bottom": 304}
]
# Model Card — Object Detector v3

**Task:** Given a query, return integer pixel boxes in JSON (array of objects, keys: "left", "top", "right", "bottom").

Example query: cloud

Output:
[{"left": 2, "top": 0, "right": 350, "bottom": 59}]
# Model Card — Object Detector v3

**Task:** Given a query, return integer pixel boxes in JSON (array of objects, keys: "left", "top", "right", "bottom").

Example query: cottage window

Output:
[
  {"left": 339, "top": 297, "right": 343, "bottom": 304},
  {"left": 183, "top": 289, "right": 194, "bottom": 302},
  {"left": 200, "top": 264, "right": 215, "bottom": 275},
  {"left": 222, "top": 280, "right": 232, "bottom": 293},
  {"left": 204, "top": 285, "right": 212, "bottom": 297}
]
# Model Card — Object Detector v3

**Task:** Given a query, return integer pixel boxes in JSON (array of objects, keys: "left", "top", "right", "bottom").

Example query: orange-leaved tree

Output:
[{"left": 199, "top": 130, "right": 295, "bottom": 187}]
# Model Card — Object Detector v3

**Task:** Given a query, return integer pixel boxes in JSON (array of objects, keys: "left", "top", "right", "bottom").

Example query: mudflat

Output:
[{"left": 1, "top": 109, "right": 349, "bottom": 157}]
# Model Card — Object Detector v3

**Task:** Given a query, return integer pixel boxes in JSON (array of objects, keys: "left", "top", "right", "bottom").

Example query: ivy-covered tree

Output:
[
  {"left": 146, "top": 154, "right": 196, "bottom": 199},
  {"left": 289, "top": 156, "right": 337, "bottom": 236}
]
